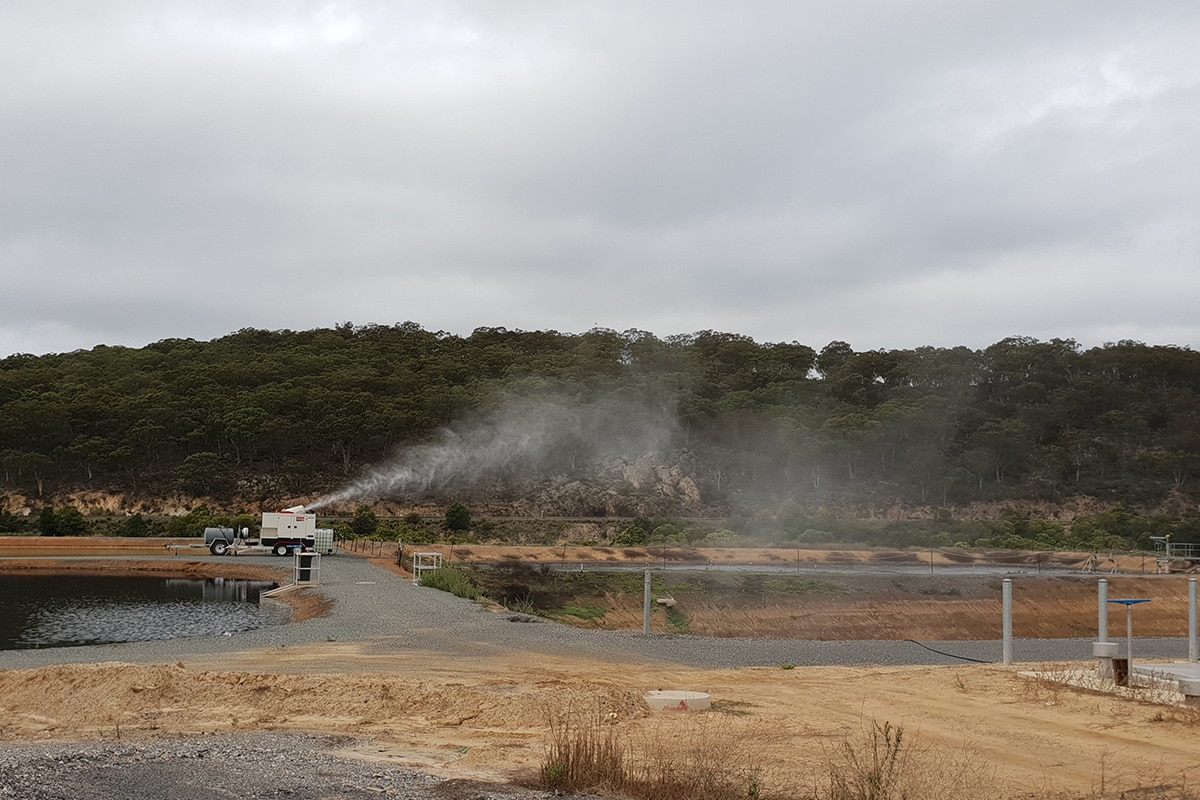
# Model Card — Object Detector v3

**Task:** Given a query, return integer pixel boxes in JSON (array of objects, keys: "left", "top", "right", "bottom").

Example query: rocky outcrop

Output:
[{"left": 618, "top": 455, "right": 702, "bottom": 505}]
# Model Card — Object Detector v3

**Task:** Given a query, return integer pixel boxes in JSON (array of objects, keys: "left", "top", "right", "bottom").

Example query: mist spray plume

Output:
[{"left": 306, "top": 390, "right": 677, "bottom": 510}]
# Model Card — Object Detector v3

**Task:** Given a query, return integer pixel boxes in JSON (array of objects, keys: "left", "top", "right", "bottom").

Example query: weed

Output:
[
  {"left": 624, "top": 716, "right": 771, "bottom": 800},
  {"left": 1020, "top": 663, "right": 1192, "bottom": 709},
  {"left": 560, "top": 605, "right": 606, "bottom": 620},
  {"left": 1144, "top": 704, "right": 1200, "bottom": 727},
  {"left": 710, "top": 699, "right": 756, "bottom": 716},
  {"left": 536, "top": 710, "right": 772, "bottom": 800},
  {"left": 815, "top": 719, "right": 993, "bottom": 800},
  {"left": 781, "top": 662, "right": 797, "bottom": 670},
  {"left": 543, "top": 762, "right": 566, "bottom": 788},
  {"left": 825, "top": 720, "right": 908, "bottom": 800},
  {"left": 764, "top": 577, "right": 849, "bottom": 596},
  {"left": 665, "top": 605, "right": 691, "bottom": 633},
  {"left": 748, "top": 767, "right": 762, "bottom": 799},
  {"left": 540, "top": 709, "right": 625, "bottom": 794},
  {"left": 505, "top": 594, "right": 537, "bottom": 614},
  {"left": 418, "top": 567, "right": 483, "bottom": 600}
]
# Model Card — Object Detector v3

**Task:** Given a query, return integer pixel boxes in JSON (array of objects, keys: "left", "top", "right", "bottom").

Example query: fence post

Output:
[
  {"left": 1098, "top": 578, "right": 1108, "bottom": 643},
  {"left": 643, "top": 569, "right": 652, "bottom": 635},
  {"left": 1002, "top": 578, "right": 1013, "bottom": 665},
  {"left": 1190, "top": 578, "right": 1198, "bottom": 663}
]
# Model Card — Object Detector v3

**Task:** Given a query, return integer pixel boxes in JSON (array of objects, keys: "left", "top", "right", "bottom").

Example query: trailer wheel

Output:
[
  {"left": 210, "top": 540, "right": 229, "bottom": 556},
  {"left": 273, "top": 543, "right": 290, "bottom": 556}
]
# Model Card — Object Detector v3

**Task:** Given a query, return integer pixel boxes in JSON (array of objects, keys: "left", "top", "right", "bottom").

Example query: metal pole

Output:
[
  {"left": 1002, "top": 578, "right": 1013, "bottom": 665},
  {"left": 1098, "top": 579, "right": 1108, "bottom": 643},
  {"left": 1126, "top": 603, "right": 1135, "bottom": 672},
  {"left": 1190, "top": 578, "right": 1198, "bottom": 663},
  {"left": 643, "top": 569, "right": 652, "bottom": 635}
]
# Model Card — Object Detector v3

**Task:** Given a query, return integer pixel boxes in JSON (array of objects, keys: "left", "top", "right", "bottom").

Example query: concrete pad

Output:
[{"left": 1132, "top": 662, "right": 1200, "bottom": 682}]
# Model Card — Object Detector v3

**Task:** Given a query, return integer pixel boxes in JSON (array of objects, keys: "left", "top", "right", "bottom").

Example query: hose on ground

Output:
[{"left": 903, "top": 639, "right": 993, "bottom": 664}]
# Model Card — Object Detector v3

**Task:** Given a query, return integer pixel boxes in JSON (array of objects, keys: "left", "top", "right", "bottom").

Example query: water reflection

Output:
[{"left": 0, "top": 574, "right": 290, "bottom": 650}]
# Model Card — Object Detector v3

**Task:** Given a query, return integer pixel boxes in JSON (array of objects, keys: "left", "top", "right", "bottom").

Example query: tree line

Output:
[{"left": 3, "top": 323, "right": 1200, "bottom": 517}]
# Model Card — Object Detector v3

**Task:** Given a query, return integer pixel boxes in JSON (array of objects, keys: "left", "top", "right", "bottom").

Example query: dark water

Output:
[{"left": 0, "top": 574, "right": 290, "bottom": 650}]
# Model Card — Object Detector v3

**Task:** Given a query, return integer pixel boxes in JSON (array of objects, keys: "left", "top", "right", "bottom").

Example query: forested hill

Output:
[{"left": 3, "top": 323, "right": 1200, "bottom": 519}]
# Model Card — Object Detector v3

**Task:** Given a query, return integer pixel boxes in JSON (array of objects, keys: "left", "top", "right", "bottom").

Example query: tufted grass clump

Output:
[{"left": 418, "top": 566, "right": 482, "bottom": 600}]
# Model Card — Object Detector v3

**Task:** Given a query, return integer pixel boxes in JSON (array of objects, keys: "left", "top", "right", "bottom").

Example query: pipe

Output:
[
  {"left": 1126, "top": 602, "right": 1135, "bottom": 672},
  {"left": 1190, "top": 578, "right": 1198, "bottom": 663},
  {"left": 1098, "top": 579, "right": 1108, "bottom": 643},
  {"left": 1002, "top": 578, "right": 1013, "bottom": 665},
  {"left": 643, "top": 569, "right": 652, "bottom": 635}
]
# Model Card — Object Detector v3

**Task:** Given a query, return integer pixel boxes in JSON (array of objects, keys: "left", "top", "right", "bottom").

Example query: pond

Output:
[{"left": 0, "top": 574, "right": 290, "bottom": 650}]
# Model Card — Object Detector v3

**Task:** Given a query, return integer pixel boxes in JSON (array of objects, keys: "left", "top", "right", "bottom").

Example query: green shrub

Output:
[
  {"left": 445, "top": 503, "right": 472, "bottom": 531},
  {"left": 120, "top": 514, "right": 151, "bottom": 537},
  {"left": 351, "top": 505, "right": 379, "bottom": 537},
  {"left": 613, "top": 524, "right": 648, "bottom": 546},
  {"left": 419, "top": 566, "right": 482, "bottom": 600}
]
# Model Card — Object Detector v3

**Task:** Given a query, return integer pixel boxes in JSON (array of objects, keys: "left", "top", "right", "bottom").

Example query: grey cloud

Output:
[{"left": 1, "top": 0, "right": 1198, "bottom": 356}]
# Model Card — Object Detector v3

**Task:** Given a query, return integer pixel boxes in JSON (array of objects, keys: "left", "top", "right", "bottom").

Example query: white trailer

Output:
[{"left": 205, "top": 506, "right": 335, "bottom": 556}]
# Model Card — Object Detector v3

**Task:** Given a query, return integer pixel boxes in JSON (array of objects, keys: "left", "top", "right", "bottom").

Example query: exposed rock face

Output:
[
  {"left": 6, "top": 453, "right": 714, "bottom": 519},
  {"left": 408, "top": 451, "right": 712, "bottom": 517},
  {"left": 618, "top": 455, "right": 702, "bottom": 505}
]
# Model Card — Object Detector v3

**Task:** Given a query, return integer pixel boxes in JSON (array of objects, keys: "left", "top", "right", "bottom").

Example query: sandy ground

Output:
[{"left": 2, "top": 538, "right": 1199, "bottom": 798}]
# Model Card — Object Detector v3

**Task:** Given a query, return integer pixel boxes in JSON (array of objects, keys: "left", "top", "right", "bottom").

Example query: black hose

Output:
[{"left": 903, "top": 639, "right": 993, "bottom": 664}]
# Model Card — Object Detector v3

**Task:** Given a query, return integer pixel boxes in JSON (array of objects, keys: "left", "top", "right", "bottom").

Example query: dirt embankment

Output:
[{"left": 357, "top": 540, "right": 1189, "bottom": 641}]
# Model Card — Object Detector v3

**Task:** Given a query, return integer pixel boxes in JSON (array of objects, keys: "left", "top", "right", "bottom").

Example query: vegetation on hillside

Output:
[{"left": 3, "top": 324, "right": 1200, "bottom": 521}]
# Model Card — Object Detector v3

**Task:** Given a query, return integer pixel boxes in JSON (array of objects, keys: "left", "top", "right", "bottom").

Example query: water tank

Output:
[
  {"left": 313, "top": 528, "right": 335, "bottom": 555},
  {"left": 203, "top": 527, "right": 237, "bottom": 545}
]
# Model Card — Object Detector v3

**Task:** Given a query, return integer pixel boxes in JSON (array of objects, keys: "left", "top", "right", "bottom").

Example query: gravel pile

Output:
[{"left": 0, "top": 732, "right": 599, "bottom": 800}]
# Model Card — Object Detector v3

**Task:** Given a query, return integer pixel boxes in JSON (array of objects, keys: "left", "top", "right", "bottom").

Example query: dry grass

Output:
[
  {"left": 536, "top": 712, "right": 1004, "bottom": 800},
  {"left": 811, "top": 720, "right": 994, "bottom": 800},
  {"left": 539, "top": 707, "right": 625, "bottom": 793},
  {"left": 539, "top": 711, "right": 1200, "bottom": 800},
  {"left": 536, "top": 708, "right": 770, "bottom": 800},
  {"left": 623, "top": 716, "right": 770, "bottom": 800},
  {"left": 1019, "top": 663, "right": 1200, "bottom": 712},
  {"left": 1037, "top": 767, "right": 1200, "bottom": 800},
  {"left": 535, "top": 709, "right": 1200, "bottom": 799},
  {"left": 812, "top": 719, "right": 1200, "bottom": 800},
  {"left": 821, "top": 720, "right": 912, "bottom": 800}
]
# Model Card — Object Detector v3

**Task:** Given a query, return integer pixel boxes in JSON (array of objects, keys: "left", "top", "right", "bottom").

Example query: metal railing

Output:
[{"left": 1152, "top": 537, "right": 1200, "bottom": 560}]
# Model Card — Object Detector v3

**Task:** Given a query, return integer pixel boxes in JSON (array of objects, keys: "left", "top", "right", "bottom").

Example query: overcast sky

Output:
[{"left": 3, "top": 1, "right": 1198, "bottom": 358}]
